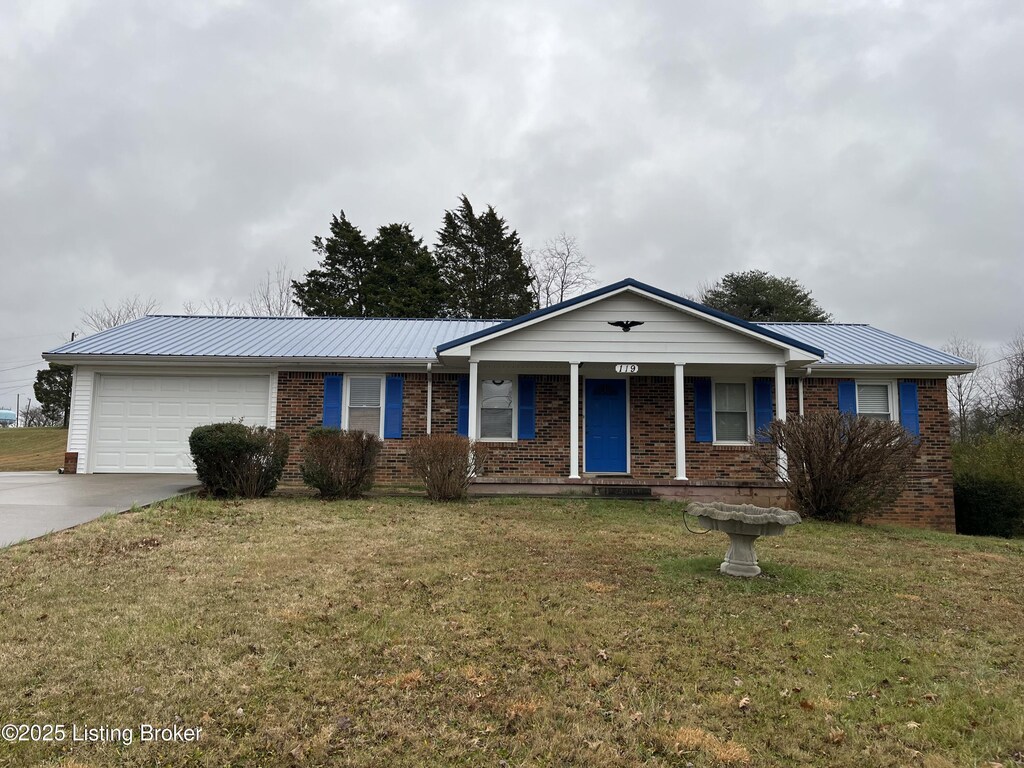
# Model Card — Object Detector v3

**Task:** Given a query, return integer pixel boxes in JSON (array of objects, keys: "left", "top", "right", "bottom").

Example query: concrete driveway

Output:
[{"left": 0, "top": 472, "right": 199, "bottom": 548}]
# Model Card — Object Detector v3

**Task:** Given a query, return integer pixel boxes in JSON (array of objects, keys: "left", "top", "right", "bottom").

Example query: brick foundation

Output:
[
  {"left": 63, "top": 452, "right": 78, "bottom": 474},
  {"left": 275, "top": 371, "right": 955, "bottom": 531}
]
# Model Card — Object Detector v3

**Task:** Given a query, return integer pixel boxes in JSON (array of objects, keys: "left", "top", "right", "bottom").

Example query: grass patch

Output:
[
  {"left": 0, "top": 497, "right": 1021, "bottom": 766},
  {"left": 0, "top": 427, "right": 67, "bottom": 471}
]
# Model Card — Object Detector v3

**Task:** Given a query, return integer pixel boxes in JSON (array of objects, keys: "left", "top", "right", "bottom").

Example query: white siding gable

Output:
[{"left": 465, "top": 291, "right": 790, "bottom": 364}]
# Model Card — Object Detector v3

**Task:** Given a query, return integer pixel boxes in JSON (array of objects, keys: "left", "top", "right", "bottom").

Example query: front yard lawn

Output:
[{"left": 1, "top": 497, "right": 1022, "bottom": 767}]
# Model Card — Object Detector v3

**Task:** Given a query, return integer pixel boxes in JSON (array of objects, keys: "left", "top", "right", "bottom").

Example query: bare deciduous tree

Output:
[
  {"left": 19, "top": 403, "right": 61, "bottom": 428},
  {"left": 997, "top": 329, "right": 1024, "bottom": 431},
  {"left": 81, "top": 295, "right": 160, "bottom": 333},
  {"left": 942, "top": 335, "right": 988, "bottom": 442},
  {"left": 527, "top": 233, "right": 596, "bottom": 309},
  {"left": 181, "top": 297, "right": 245, "bottom": 316},
  {"left": 246, "top": 262, "right": 301, "bottom": 316},
  {"left": 182, "top": 263, "right": 303, "bottom": 317}
]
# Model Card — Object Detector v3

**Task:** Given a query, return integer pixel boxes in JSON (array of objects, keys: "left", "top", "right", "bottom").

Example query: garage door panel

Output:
[
  {"left": 154, "top": 427, "right": 181, "bottom": 443},
  {"left": 91, "top": 374, "right": 270, "bottom": 473},
  {"left": 124, "top": 427, "right": 152, "bottom": 443},
  {"left": 128, "top": 402, "right": 154, "bottom": 417},
  {"left": 157, "top": 401, "right": 184, "bottom": 417},
  {"left": 97, "top": 401, "right": 126, "bottom": 418}
]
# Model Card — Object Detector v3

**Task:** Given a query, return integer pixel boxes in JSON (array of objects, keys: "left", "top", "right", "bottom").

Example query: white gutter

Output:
[
  {"left": 40, "top": 354, "right": 442, "bottom": 370},
  {"left": 808, "top": 363, "right": 976, "bottom": 376}
]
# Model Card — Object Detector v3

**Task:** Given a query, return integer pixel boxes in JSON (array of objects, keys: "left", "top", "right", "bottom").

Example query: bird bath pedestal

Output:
[{"left": 688, "top": 502, "right": 801, "bottom": 577}]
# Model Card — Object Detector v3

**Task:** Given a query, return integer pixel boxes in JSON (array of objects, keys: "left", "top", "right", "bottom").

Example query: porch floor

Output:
[{"left": 469, "top": 476, "right": 789, "bottom": 506}]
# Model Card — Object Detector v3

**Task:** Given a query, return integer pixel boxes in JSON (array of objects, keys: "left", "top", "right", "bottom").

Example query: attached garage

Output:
[{"left": 66, "top": 370, "right": 274, "bottom": 473}]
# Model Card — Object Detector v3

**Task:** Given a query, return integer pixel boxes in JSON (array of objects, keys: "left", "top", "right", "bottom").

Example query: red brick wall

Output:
[
  {"left": 276, "top": 371, "right": 425, "bottom": 484},
  {"left": 796, "top": 377, "right": 954, "bottom": 531},
  {"left": 275, "top": 371, "right": 954, "bottom": 531}
]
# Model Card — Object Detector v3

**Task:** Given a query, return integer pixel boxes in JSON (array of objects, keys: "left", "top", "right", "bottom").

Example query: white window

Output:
[
  {"left": 480, "top": 379, "right": 515, "bottom": 440},
  {"left": 857, "top": 382, "right": 894, "bottom": 421},
  {"left": 714, "top": 382, "right": 749, "bottom": 442},
  {"left": 346, "top": 376, "right": 384, "bottom": 435}
]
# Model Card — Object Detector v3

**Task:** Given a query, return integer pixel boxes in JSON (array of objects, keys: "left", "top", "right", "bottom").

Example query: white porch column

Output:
[
  {"left": 468, "top": 360, "right": 479, "bottom": 441},
  {"left": 674, "top": 363, "right": 687, "bottom": 480},
  {"left": 569, "top": 362, "right": 580, "bottom": 479},
  {"left": 775, "top": 363, "right": 788, "bottom": 479}
]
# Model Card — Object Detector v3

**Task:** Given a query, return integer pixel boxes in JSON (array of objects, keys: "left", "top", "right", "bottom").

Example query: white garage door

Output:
[{"left": 91, "top": 374, "right": 271, "bottom": 473}]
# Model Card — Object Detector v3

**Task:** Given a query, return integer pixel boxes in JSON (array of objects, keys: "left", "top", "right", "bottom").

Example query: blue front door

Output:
[{"left": 585, "top": 379, "right": 628, "bottom": 473}]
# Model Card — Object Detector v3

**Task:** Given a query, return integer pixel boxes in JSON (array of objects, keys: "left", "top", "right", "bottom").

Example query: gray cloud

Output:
[{"left": 1, "top": 0, "right": 1021, "bottom": 407}]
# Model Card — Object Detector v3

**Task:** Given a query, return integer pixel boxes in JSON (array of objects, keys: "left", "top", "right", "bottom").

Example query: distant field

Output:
[{"left": 0, "top": 426, "right": 67, "bottom": 471}]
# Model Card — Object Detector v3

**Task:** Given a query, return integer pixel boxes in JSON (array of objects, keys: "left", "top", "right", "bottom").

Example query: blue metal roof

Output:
[
  {"left": 46, "top": 315, "right": 503, "bottom": 360},
  {"left": 757, "top": 323, "right": 974, "bottom": 368},
  {"left": 43, "top": 298, "right": 973, "bottom": 372}
]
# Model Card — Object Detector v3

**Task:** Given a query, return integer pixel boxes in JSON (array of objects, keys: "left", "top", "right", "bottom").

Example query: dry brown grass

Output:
[
  {"left": 0, "top": 496, "right": 1022, "bottom": 767},
  {"left": 0, "top": 427, "right": 66, "bottom": 471}
]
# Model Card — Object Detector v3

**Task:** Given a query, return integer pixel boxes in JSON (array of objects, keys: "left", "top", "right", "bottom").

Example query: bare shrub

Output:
[
  {"left": 755, "top": 412, "right": 919, "bottom": 523},
  {"left": 407, "top": 434, "right": 489, "bottom": 501},
  {"left": 300, "top": 428, "right": 382, "bottom": 500}
]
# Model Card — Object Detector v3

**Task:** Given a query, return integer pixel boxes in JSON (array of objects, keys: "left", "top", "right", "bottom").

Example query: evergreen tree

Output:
[
  {"left": 698, "top": 270, "right": 833, "bottom": 322},
  {"left": 368, "top": 224, "right": 444, "bottom": 317},
  {"left": 435, "top": 195, "right": 535, "bottom": 319},
  {"left": 33, "top": 363, "right": 72, "bottom": 428},
  {"left": 292, "top": 211, "right": 373, "bottom": 316},
  {"left": 294, "top": 214, "right": 447, "bottom": 317}
]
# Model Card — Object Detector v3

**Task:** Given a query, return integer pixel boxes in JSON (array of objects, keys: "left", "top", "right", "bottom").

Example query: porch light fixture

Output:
[{"left": 608, "top": 320, "right": 644, "bottom": 332}]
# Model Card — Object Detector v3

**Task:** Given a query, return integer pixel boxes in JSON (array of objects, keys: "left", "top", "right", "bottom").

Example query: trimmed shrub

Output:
[
  {"left": 189, "top": 422, "right": 289, "bottom": 498},
  {"left": 407, "top": 434, "right": 488, "bottom": 501},
  {"left": 954, "top": 474, "right": 1024, "bottom": 538},
  {"left": 300, "top": 428, "right": 382, "bottom": 500},
  {"left": 953, "top": 432, "right": 1024, "bottom": 537},
  {"left": 755, "top": 412, "right": 918, "bottom": 523}
]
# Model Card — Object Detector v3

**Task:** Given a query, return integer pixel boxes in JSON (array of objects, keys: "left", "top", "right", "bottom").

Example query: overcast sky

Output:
[{"left": 1, "top": 0, "right": 1022, "bottom": 410}]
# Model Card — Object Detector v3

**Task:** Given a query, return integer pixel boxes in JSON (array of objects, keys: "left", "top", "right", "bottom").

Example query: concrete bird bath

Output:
[{"left": 688, "top": 502, "right": 801, "bottom": 577}]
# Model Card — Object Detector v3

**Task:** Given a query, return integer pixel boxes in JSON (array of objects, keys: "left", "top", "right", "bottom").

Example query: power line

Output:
[
  {"left": 0, "top": 360, "right": 46, "bottom": 374},
  {"left": 0, "top": 332, "right": 66, "bottom": 342}
]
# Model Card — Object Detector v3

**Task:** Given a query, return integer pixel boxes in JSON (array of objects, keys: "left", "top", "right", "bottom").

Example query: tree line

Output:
[{"left": 943, "top": 332, "right": 1024, "bottom": 442}]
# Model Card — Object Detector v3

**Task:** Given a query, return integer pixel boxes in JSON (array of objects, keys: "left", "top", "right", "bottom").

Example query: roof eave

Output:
[
  {"left": 807, "top": 363, "right": 977, "bottom": 376},
  {"left": 41, "top": 353, "right": 437, "bottom": 368}
]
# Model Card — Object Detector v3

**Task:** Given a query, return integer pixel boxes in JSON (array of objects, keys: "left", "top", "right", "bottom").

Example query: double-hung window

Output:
[
  {"left": 347, "top": 376, "right": 383, "bottom": 435},
  {"left": 714, "top": 382, "right": 749, "bottom": 442},
  {"left": 856, "top": 382, "right": 893, "bottom": 421},
  {"left": 480, "top": 379, "right": 514, "bottom": 440}
]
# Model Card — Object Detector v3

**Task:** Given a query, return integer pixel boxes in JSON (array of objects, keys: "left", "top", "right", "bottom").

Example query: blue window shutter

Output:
[
  {"left": 383, "top": 375, "right": 404, "bottom": 439},
  {"left": 753, "top": 377, "right": 773, "bottom": 443},
  {"left": 322, "top": 375, "right": 343, "bottom": 429},
  {"left": 693, "top": 377, "right": 713, "bottom": 443},
  {"left": 457, "top": 375, "right": 469, "bottom": 436},
  {"left": 899, "top": 381, "right": 920, "bottom": 437},
  {"left": 518, "top": 375, "right": 536, "bottom": 440},
  {"left": 837, "top": 380, "right": 857, "bottom": 415}
]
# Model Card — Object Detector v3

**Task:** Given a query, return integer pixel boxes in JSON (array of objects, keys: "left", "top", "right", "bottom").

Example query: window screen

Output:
[
  {"left": 715, "top": 382, "right": 748, "bottom": 442},
  {"left": 857, "top": 383, "right": 891, "bottom": 421},
  {"left": 480, "top": 379, "right": 513, "bottom": 439},
  {"left": 348, "top": 377, "right": 381, "bottom": 435}
]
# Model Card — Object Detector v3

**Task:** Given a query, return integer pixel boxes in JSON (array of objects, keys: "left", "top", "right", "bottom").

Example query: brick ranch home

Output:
[{"left": 44, "top": 279, "right": 974, "bottom": 530}]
